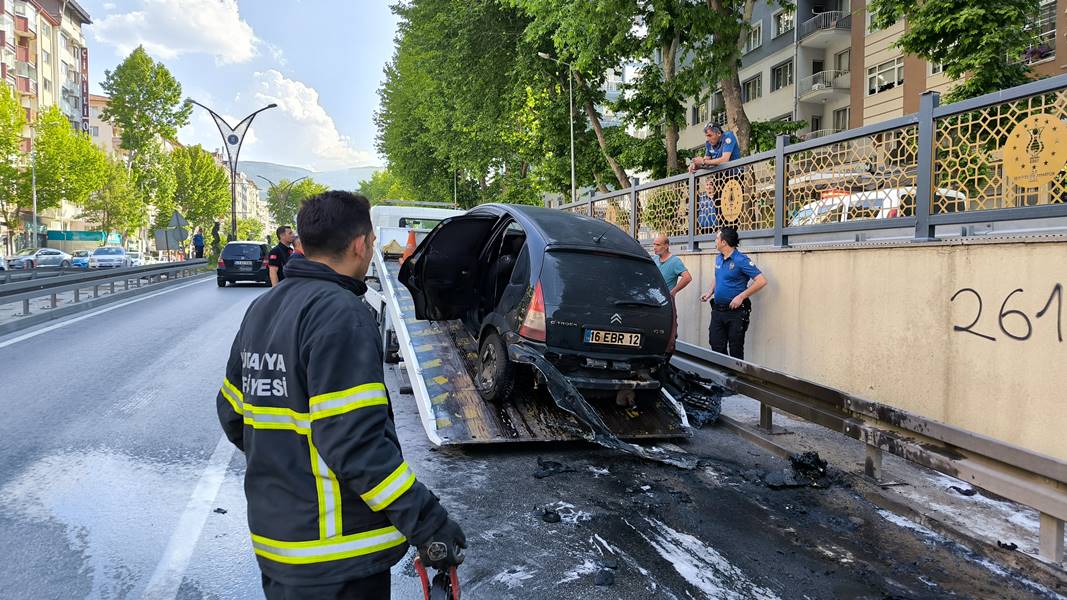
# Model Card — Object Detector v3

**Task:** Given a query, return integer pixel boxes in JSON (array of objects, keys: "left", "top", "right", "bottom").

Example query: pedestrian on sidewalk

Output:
[
  {"left": 216, "top": 191, "right": 465, "bottom": 600},
  {"left": 654, "top": 234, "right": 691, "bottom": 354},
  {"left": 268, "top": 225, "right": 294, "bottom": 287},
  {"left": 700, "top": 227, "right": 767, "bottom": 360},
  {"left": 193, "top": 228, "right": 205, "bottom": 259}
]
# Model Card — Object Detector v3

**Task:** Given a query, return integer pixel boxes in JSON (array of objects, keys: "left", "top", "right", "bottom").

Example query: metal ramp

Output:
[{"left": 367, "top": 249, "right": 689, "bottom": 446}]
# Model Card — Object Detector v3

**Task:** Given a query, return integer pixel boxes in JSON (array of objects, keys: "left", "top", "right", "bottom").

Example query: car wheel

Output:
[
  {"left": 217, "top": 278, "right": 227, "bottom": 287},
  {"left": 60, "top": 260, "right": 70, "bottom": 268},
  {"left": 476, "top": 331, "right": 514, "bottom": 403}
]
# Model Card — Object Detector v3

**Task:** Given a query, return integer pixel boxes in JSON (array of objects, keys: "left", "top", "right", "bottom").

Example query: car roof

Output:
[{"left": 470, "top": 204, "right": 645, "bottom": 256}]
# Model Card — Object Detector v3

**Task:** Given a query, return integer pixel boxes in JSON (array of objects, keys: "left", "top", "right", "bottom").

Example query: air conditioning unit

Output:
[{"left": 811, "top": 82, "right": 825, "bottom": 91}]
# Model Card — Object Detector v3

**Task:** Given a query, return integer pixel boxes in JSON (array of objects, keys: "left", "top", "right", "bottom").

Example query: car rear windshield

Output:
[
  {"left": 222, "top": 244, "right": 263, "bottom": 260},
  {"left": 540, "top": 250, "right": 669, "bottom": 307},
  {"left": 93, "top": 248, "right": 124, "bottom": 255}
]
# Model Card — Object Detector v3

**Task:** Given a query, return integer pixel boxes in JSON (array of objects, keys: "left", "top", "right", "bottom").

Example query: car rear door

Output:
[
  {"left": 539, "top": 249, "right": 673, "bottom": 357},
  {"left": 400, "top": 213, "right": 498, "bottom": 321}
]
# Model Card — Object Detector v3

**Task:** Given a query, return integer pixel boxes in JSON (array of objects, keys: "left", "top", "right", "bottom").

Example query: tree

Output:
[
  {"left": 236, "top": 217, "right": 265, "bottom": 242},
  {"left": 101, "top": 47, "right": 191, "bottom": 157},
  {"left": 28, "top": 106, "right": 108, "bottom": 213},
  {"left": 79, "top": 158, "right": 146, "bottom": 240},
  {"left": 171, "top": 145, "right": 230, "bottom": 232},
  {"left": 266, "top": 178, "right": 328, "bottom": 226},
  {"left": 133, "top": 144, "right": 177, "bottom": 231},
  {"left": 870, "top": 0, "right": 1039, "bottom": 102},
  {"left": 0, "top": 85, "right": 25, "bottom": 253},
  {"left": 358, "top": 169, "right": 416, "bottom": 204}
]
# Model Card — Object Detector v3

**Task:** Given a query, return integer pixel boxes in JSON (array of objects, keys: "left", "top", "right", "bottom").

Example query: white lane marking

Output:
[
  {"left": 142, "top": 435, "right": 237, "bottom": 600},
  {"left": 0, "top": 276, "right": 212, "bottom": 349}
]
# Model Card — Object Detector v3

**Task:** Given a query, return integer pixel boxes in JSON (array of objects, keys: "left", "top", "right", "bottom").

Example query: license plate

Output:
[
  {"left": 584, "top": 329, "right": 641, "bottom": 347},
  {"left": 239, "top": 265, "right": 252, "bottom": 272},
  {"left": 235, "top": 260, "right": 252, "bottom": 266}
]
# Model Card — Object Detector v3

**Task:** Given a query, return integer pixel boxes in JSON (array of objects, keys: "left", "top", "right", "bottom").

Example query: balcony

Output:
[
  {"left": 798, "top": 11, "right": 850, "bottom": 48},
  {"left": 799, "top": 70, "right": 850, "bottom": 102},
  {"left": 16, "top": 75, "right": 37, "bottom": 96},
  {"left": 14, "top": 15, "right": 36, "bottom": 39},
  {"left": 15, "top": 45, "right": 32, "bottom": 64},
  {"left": 799, "top": 128, "right": 843, "bottom": 141}
]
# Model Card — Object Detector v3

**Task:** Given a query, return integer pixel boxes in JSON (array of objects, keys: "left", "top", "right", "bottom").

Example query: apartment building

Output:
[
  {"left": 87, "top": 93, "right": 122, "bottom": 158},
  {"left": 233, "top": 170, "right": 271, "bottom": 231},
  {"left": 681, "top": 0, "right": 1066, "bottom": 153}
]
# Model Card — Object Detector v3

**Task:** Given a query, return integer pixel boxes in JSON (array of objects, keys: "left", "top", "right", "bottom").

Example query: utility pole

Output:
[
  {"left": 537, "top": 52, "right": 576, "bottom": 204},
  {"left": 189, "top": 100, "right": 277, "bottom": 240}
]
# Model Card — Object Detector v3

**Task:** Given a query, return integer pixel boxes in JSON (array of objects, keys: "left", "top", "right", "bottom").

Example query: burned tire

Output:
[{"left": 476, "top": 331, "right": 514, "bottom": 404}]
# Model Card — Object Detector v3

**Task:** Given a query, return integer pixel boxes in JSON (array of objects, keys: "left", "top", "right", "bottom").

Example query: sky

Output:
[{"left": 79, "top": 0, "right": 399, "bottom": 171}]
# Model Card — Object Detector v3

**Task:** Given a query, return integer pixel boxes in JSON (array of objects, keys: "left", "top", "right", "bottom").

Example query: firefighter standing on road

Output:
[
  {"left": 268, "top": 225, "right": 295, "bottom": 287},
  {"left": 217, "top": 191, "right": 466, "bottom": 599},
  {"left": 700, "top": 227, "right": 767, "bottom": 360}
]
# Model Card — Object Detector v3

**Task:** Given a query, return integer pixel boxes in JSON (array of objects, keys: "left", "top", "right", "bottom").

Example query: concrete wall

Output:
[{"left": 673, "top": 239, "right": 1067, "bottom": 462}]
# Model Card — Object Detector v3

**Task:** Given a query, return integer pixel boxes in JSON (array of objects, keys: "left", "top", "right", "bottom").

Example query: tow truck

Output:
[{"left": 364, "top": 203, "right": 717, "bottom": 457}]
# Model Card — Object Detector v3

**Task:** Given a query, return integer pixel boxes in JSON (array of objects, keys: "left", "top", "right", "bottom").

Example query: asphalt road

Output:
[{"left": 0, "top": 278, "right": 1059, "bottom": 599}]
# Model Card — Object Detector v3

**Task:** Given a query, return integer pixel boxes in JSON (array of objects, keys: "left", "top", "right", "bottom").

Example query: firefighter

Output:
[{"left": 217, "top": 191, "right": 465, "bottom": 599}]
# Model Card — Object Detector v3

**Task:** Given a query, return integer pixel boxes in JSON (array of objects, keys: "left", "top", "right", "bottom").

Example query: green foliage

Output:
[
  {"left": 0, "top": 84, "right": 25, "bottom": 242},
  {"left": 236, "top": 217, "right": 265, "bottom": 242},
  {"left": 750, "top": 119, "right": 806, "bottom": 153},
  {"left": 171, "top": 145, "right": 230, "bottom": 232},
  {"left": 357, "top": 169, "right": 416, "bottom": 204},
  {"left": 133, "top": 143, "right": 177, "bottom": 231},
  {"left": 79, "top": 158, "right": 146, "bottom": 239},
  {"left": 28, "top": 106, "right": 108, "bottom": 213},
  {"left": 101, "top": 46, "right": 191, "bottom": 154},
  {"left": 870, "top": 0, "right": 1038, "bottom": 102},
  {"left": 266, "top": 178, "right": 329, "bottom": 226}
]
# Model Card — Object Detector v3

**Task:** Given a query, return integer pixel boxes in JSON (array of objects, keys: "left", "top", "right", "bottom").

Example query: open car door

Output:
[{"left": 399, "top": 213, "right": 498, "bottom": 321}]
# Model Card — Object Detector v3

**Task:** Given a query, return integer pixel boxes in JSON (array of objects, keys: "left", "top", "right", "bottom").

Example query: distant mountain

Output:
[{"left": 238, "top": 161, "right": 381, "bottom": 198}]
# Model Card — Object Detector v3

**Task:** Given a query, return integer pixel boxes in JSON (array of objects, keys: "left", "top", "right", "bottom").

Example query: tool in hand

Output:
[{"left": 414, "top": 541, "right": 462, "bottom": 600}]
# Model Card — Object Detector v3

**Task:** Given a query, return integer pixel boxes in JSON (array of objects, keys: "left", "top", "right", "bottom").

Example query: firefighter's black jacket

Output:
[{"left": 217, "top": 256, "right": 448, "bottom": 585}]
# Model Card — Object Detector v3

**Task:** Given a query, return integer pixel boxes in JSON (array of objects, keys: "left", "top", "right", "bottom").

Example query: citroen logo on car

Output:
[{"left": 610, "top": 313, "right": 623, "bottom": 324}]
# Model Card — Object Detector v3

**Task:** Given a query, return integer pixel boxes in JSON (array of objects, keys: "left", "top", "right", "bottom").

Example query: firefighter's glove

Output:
[{"left": 417, "top": 518, "right": 466, "bottom": 569}]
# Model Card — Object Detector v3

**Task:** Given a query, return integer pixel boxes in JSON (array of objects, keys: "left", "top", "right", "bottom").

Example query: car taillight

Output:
[
  {"left": 519, "top": 281, "right": 547, "bottom": 342},
  {"left": 218, "top": 258, "right": 225, "bottom": 267}
]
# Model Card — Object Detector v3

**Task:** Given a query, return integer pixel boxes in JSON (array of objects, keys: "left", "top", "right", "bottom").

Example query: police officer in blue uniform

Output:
[
  {"left": 689, "top": 124, "right": 742, "bottom": 172},
  {"left": 700, "top": 227, "right": 768, "bottom": 360}
]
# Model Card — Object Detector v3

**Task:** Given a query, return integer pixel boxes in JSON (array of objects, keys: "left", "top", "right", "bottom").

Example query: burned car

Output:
[{"left": 399, "top": 204, "right": 674, "bottom": 404}]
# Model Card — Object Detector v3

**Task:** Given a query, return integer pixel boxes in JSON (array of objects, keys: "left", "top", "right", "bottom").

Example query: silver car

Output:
[
  {"left": 89, "top": 246, "right": 130, "bottom": 269},
  {"left": 6, "top": 247, "right": 73, "bottom": 270}
]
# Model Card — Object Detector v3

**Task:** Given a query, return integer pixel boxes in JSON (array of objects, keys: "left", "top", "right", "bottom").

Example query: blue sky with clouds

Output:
[{"left": 79, "top": 0, "right": 398, "bottom": 171}]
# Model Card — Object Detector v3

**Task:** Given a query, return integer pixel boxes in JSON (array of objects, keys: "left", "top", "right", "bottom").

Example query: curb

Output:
[{"left": 0, "top": 272, "right": 213, "bottom": 337}]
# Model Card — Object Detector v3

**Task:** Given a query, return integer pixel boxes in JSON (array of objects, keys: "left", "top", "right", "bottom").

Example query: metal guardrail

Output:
[
  {"left": 559, "top": 73, "right": 1067, "bottom": 249},
  {"left": 0, "top": 260, "right": 208, "bottom": 318},
  {"left": 798, "top": 70, "right": 849, "bottom": 97},
  {"left": 798, "top": 10, "right": 850, "bottom": 40},
  {"left": 671, "top": 341, "right": 1067, "bottom": 563},
  {"left": 1, "top": 267, "right": 86, "bottom": 285}
]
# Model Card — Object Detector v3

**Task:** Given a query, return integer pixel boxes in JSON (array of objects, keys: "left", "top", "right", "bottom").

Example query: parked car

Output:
[
  {"left": 788, "top": 187, "right": 969, "bottom": 227},
  {"left": 400, "top": 204, "right": 674, "bottom": 404},
  {"left": 70, "top": 249, "right": 92, "bottom": 270},
  {"left": 217, "top": 241, "right": 270, "bottom": 287},
  {"left": 127, "top": 251, "right": 145, "bottom": 267},
  {"left": 89, "top": 246, "right": 130, "bottom": 269},
  {"left": 7, "top": 247, "right": 73, "bottom": 270}
]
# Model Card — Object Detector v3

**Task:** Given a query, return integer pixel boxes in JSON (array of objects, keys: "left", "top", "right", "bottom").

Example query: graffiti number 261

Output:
[{"left": 950, "top": 284, "right": 1063, "bottom": 343}]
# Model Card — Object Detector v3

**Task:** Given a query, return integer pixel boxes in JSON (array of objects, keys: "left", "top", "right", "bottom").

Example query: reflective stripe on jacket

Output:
[{"left": 217, "top": 258, "right": 448, "bottom": 586}]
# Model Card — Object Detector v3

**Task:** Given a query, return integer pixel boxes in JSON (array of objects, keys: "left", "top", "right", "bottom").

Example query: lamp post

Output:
[
  {"left": 189, "top": 100, "right": 277, "bottom": 241},
  {"left": 537, "top": 52, "right": 576, "bottom": 205},
  {"left": 256, "top": 174, "right": 308, "bottom": 221}
]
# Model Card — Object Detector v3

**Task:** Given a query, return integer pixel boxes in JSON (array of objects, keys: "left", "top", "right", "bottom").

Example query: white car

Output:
[
  {"left": 127, "top": 251, "right": 145, "bottom": 267},
  {"left": 89, "top": 246, "right": 130, "bottom": 269}
]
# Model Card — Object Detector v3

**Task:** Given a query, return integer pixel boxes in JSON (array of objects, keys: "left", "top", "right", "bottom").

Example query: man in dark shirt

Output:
[{"left": 268, "top": 225, "right": 294, "bottom": 286}]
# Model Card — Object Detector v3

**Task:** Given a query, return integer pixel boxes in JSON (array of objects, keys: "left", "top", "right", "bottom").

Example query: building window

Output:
[
  {"left": 929, "top": 61, "right": 943, "bottom": 75},
  {"left": 771, "top": 60, "right": 793, "bottom": 91},
  {"left": 834, "top": 49, "right": 850, "bottom": 73},
  {"left": 865, "top": 6, "right": 878, "bottom": 34},
  {"left": 1023, "top": 0, "right": 1056, "bottom": 65},
  {"left": 744, "top": 22, "right": 763, "bottom": 54},
  {"left": 41, "top": 22, "right": 50, "bottom": 38},
  {"left": 43, "top": 78, "right": 51, "bottom": 92},
  {"left": 91, "top": 126, "right": 99, "bottom": 137},
  {"left": 774, "top": 11, "right": 794, "bottom": 37},
  {"left": 605, "top": 69, "right": 622, "bottom": 94},
  {"left": 742, "top": 74, "right": 762, "bottom": 102},
  {"left": 833, "top": 107, "right": 850, "bottom": 131},
  {"left": 698, "top": 100, "right": 709, "bottom": 124},
  {"left": 42, "top": 50, "right": 50, "bottom": 65},
  {"left": 866, "top": 57, "right": 904, "bottom": 95},
  {"left": 691, "top": 104, "right": 700, "bottom": 126}
]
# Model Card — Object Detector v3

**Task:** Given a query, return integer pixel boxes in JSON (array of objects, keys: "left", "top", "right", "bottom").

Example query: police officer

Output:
[
  {"left": 699, "top": 227, "right": 767, "bottom": 360},
  {"left": 688, "top": 124, "right": 742, "bottom": 172},
  {"left": 217, "top": 191, "right": 465, "bottom": 599},
  {"left": 268, "top": 225, "right": 295, "bottom": 287}
]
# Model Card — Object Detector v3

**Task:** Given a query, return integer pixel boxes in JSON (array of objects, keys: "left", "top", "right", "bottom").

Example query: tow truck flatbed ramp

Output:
[{"left": 370, "top": 251, "right": 689, "bottom": 446}]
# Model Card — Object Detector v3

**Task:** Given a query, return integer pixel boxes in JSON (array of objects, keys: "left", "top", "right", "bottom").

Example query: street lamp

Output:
[
  {"left": 538, "top": 52, "right": 576, "bottom": 205},
  {"left": 256, "top": 174, "right": 308, "bottom": 221},
  {"left": 189, "top": 100, "right": 277, "bottom": 241}
]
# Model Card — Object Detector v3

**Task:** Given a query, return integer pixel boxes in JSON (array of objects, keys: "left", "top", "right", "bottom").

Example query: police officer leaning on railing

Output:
[
  {"left": 217, "top": 190, "right": 465, "bottom": 600},
  {"left": 700, "top": 227, "right": 768, "bottom": 360}
]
